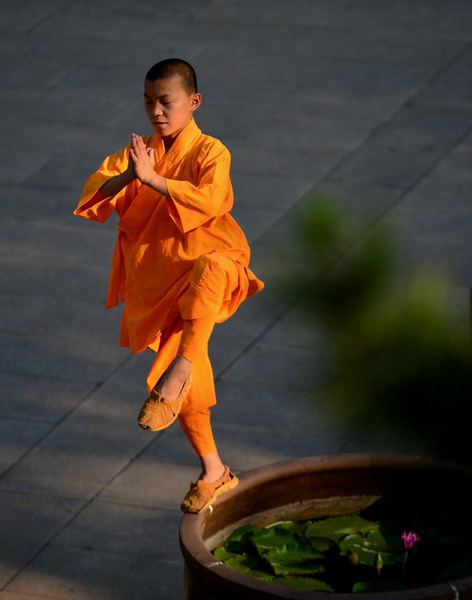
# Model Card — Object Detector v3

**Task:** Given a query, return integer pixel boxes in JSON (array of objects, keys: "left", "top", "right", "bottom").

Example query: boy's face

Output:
[{"left": 144, "top": 75, "right": 201, "bottom": 141}]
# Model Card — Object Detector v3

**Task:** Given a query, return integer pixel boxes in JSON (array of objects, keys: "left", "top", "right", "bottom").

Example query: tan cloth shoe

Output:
[
  {"left": 137, "top": 374, "right": 192, "bottom": 432},
  {"left": 180, "top": 465, "right": 239, "bottom": 513}
]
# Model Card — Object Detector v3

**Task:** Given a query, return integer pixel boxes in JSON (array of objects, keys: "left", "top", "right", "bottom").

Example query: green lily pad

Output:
[
  {"left": 268, "top": 559, "right": 326, "bottom": 576},
  {"left": 339, "top": 533, "right": 365, "bottom": 551},
  {"left": 339, "top": 532, "right": 403, "bottom": 567},
  {"left": 224, "top": 555, "right": 273, "bottom": 581},
  {"left": 365, "top": 527, "right": 403, "bottom": 552},
  {"left": 352, "top": 580, "right": 408, "bottom": 592},
  {"left": 309, "top": 536, "right": 339, "bottom": 553},
  {"left": 261, "top": 543, "right": 325, "bottom": 565},
  {"left": 265, "top": 520, "right": 307, "bottom": 535},
  {"left": 251, "top": 525, "right": 302, "bottom": 549},
  {"left": 213, "top": 546, "right": 237, "bottom": 562},
  {"left": 225, "top": 524, "right": 261, "bottom": 553},
  {"left": 272, "top": 576, "right": 333, "bottom": 591},
  {"left": 305, "top": 512, "right": 378, "bottom": 542}
]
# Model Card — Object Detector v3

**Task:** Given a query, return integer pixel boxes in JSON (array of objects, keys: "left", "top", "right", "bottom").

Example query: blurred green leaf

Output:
[{"left": 272, "top": 576, "right": 333, "bottom": 591}]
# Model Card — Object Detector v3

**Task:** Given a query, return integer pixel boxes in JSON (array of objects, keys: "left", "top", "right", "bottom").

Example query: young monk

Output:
[{"left": 74, "top": 58, "right": 264, "bottom": 513}]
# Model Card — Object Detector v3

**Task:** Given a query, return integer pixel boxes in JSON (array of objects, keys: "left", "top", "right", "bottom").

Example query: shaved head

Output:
[{"left": 145, "top": 58, "right": 198, "bottom": 95}]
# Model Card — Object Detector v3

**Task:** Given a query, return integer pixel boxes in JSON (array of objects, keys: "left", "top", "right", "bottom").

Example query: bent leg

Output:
[
  {"left": 176, "top": 252, "right": 240, "bottom": 362},
  {"left": 178, "top": 406, "right": 217, "bottom": 456}
]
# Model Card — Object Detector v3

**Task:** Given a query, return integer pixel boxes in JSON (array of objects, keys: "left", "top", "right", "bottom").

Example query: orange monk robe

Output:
[{"left": 74, "top": 118, "right": 264, "bottom": 399}]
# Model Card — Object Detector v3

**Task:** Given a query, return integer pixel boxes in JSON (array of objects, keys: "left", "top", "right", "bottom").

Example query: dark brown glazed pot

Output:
[{"left": 179, "top": 454, "right": 472, "bottom": 599}]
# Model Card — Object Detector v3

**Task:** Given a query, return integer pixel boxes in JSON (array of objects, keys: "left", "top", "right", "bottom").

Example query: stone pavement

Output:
[{"left": 1, "top": 1, "right": 471, "bottom": 598}]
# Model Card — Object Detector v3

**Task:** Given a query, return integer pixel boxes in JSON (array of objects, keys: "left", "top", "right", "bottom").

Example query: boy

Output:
[{"left": 74, "top": 58, "right": 264, "bottom": 513}]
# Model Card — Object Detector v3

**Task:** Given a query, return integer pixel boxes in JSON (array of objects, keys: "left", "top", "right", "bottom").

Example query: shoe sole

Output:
[{"left": 137, "top": 393, "right": 184, "bottom": 431}]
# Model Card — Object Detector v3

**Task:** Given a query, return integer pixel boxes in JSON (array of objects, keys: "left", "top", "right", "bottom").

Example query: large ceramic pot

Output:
[{"left": 180, "top": 454, "right": 472, "bottom": 599}]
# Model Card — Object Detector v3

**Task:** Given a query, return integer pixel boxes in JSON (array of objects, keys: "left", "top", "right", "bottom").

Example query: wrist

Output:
[
  {"left": 120, "top": 170, "right": 135, "bottom": 185},
  {"left": 145, "top": 172, "right": 164, "bottom": 192}
]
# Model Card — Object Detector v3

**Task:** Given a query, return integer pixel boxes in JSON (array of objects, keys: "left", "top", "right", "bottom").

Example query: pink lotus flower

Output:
[{"left": 401, "top": 531, "right": 420, "bottom": 551}]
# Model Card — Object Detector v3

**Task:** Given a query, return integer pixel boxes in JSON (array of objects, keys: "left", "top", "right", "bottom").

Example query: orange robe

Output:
[{"left": 74, "top": 117, "right": 264, "bottom": 414}]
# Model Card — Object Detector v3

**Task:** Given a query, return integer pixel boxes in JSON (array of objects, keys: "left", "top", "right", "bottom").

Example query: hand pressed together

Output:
[
  {"left": 129, "top": 133, "right": 156, "bottom": 185},
  {"left": 129, "top": 133, "right": 169, "bottom": 197}
]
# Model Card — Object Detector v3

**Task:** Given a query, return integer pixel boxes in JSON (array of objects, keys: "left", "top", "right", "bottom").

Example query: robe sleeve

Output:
[
  {"left": 74, "top": 144, "right": 135, "bottom": 222},
  {"left": 165, "top": 147, "right": 233, "bottom": 234}
]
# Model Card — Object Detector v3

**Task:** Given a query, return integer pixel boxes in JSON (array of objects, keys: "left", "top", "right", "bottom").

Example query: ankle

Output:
[{"left": 200, "top": 465, "right": 226, "bottom": 483}]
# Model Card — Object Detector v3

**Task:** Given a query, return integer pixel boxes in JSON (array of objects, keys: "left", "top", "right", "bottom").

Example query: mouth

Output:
[{"left": 153, "top": 121, "right": 167, "bottom": 126}]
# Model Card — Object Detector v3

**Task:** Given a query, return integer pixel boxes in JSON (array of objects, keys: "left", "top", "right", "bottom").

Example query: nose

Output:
[{"left": 152, "top": 103, "right": 163, "bottom": 117}]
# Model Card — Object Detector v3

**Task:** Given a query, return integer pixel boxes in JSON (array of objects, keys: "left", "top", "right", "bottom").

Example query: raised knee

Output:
[
  {"left": 191, "top": 252, "right": 227, "bottom": 284},
  {"left": 194, "top": 252, "right": 221, "bottom": 272}
]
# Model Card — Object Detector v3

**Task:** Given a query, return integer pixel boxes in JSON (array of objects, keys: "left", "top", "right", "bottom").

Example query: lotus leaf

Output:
[
  {"left": 267, "top": 559, "right": 326, "bottom": 576},
  {"left": 224, "top": 555, "right": 274, "bottom": 582},
  {"left": 213, "top": 546, "right": 237, "bottom": 562},
  {"left": 352, "top": 580, "right": 408, "bottom": 592},
  {"left": 309, "top": 536, "right": 339, "bottom": 553},
  {"left": 272, "top": 576, "right": 334, "bottom": 591},
  {"left": 365, "top": 527, "right": 404, "bottom": 552},
  {"left": 339, "top": 533, "right": 402, "bottom": 568},
  {"left": 260, "top": 542, "right": 325, "bottom": 565},
  {"left": 225, "top": 524, "right": 261, "bottom": 553},
  {"left": 250, "top": 525, "right": 302, "bottom": 549},
  {"left": 305, "top": 512, "right": 378, "bottom": 542},
  {"left": 265, "top": 520, "right": 307, "bottom": 535}
]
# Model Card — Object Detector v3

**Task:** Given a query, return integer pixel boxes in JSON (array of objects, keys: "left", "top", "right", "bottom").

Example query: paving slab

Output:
[
  {"left": 0, "top": 419, "right": 52, "bottom": 476},
  {"left": 0, "top": 185, "right": 100, "bottom": 223},
  {"left": 210, "top": 379, "right": 340, "bottom": 434},
  {"left": 0, "top": 377, "right": 151, "bottom": 498},
  {"left": 292, "top": 28, "right": 465, "bottom": 65},
  {"left": 0, "top": 0, "right": 64, "bottom": 34},
  {"left": 0, "top": 372, "right": 93, "bottom": 424},
  {"left": 0, "top": 490, "right": 82, "bottom": 589},
  {"left": 412, "top": 43, "right": 472, "bottom": 111},
  {"left": 51, "top": 498, "right": 182, "bottom": 562},
  {"left": 378, "top": 127, "right": 472, "bottom": 285},
  {"left": 100, "top": 458, "right": 198, "bottom": 511},
  {"left": 5, "top": 547, "right": 183, "bottom": 600},
  {"left": 197, "top": 0, "right": 472, "bottom": 40},
  {"left": 0, "top": 219, "right": 116, "bottom": 266},
  {"left": 0, "top": 331, "right": 128, "bottom": 383},
  {"left": 0, "top": 254, "right": 112, "bottom": 305},
  {"left": 327, "top": 106, "right": 472, "bottom": 188},
  {"left": 0, "top": 292, "right": 122, "bottom": 348},
  {"left": 218, "top": 341, "right": 329, "bottom": 390}
]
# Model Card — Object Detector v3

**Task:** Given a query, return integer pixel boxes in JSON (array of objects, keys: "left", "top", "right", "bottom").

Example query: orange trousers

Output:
[{"left": 146, "top": 253, "right": 240, "bottom": 457}]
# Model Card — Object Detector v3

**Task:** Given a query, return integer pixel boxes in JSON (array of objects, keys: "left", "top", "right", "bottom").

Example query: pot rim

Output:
[{"left": 180, "top": 453, "right": 472, "bottom": 599}]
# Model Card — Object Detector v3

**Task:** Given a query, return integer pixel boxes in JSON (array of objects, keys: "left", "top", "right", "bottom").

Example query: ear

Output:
[{"left": 191, "top": 92, "right": 202, "bottom": 112}]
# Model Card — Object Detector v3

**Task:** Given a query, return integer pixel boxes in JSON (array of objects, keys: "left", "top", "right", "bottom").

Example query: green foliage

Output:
[
  {"left": 224, "top": 554, "right": 275, "bottom": 582},
  {"left": 286, "top": 189, "right": 472, "bottom": 464},
  {"left": 305, "top": 513, "right": 378, "bottom": 541},
  {"left": 224, "top": 524, "right": 260, "bottom": 553},
  {"left": 352, "top": 581, "right": 409, "bottom": 592},
  {"left": 251, "top": 525, "right": 302, "bottom": 549},
  {"left": 272, "top": 576, "right": 334, "bottom": 591},
  {"left": 309, "top": 536, "right": 339, "bottom": 553},
  {"left": 212, "top": 510, "right": 472, "bottom": 593}
]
